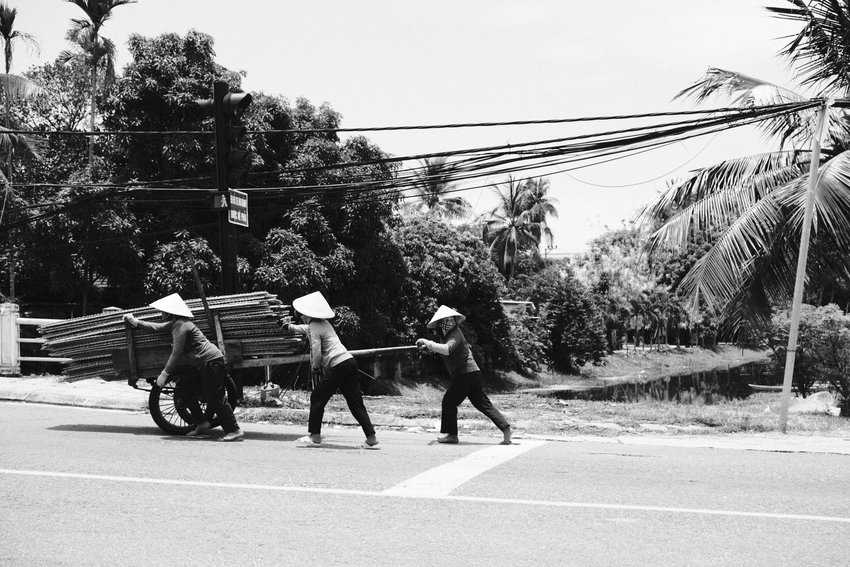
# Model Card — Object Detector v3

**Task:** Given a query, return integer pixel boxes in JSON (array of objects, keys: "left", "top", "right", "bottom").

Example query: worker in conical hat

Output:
[
  {"left": 284, "top": 291, "right": 379, "bottom": 449},
  {"left": 124, "top": 292, "right": 243, "bottom": 442},
  {"left": 416, "top": 305, "right": 512, "bottom": 445}
]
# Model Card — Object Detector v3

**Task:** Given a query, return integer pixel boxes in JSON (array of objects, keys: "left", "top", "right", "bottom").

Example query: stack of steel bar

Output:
[{"left": 38, "top": 292, "right": 305, "bottom": 381}]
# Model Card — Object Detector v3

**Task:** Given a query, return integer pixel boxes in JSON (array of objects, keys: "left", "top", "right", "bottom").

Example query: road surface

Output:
[{"left": 1, "top": 401, "right": 848, "bottom": 566}]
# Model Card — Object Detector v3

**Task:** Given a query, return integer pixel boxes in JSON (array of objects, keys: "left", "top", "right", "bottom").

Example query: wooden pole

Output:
[{"left": 778, "top": 101, "right": 828, "bottom": 433}]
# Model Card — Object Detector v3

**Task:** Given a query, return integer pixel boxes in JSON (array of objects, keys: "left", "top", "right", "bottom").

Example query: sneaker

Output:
[
  {"left": 219, "top": 429, "right": 244, "bottom": 442},
  {"left": 296, "top": 435, "right": 322, "bottom": 447},
  {"left": 436, "top": 434, "right": 459, "bottom": 444},
  {"left": 186, "top": 421, "right": 211, "bottom": 437},
  {"left": 361, "top": 436, "right": 380, "bottom": 450}
]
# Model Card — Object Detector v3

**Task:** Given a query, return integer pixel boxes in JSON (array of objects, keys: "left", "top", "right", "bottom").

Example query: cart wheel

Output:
[{"left": 149, "top": 376, "right": 202, "bottom": 435}]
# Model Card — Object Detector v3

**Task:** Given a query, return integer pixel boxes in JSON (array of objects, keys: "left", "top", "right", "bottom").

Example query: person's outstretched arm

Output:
[
  {"left": 416, "top": 337, "right": 451, "bottom": 356},
  {"left": 123, "top": 313, "right": 170, "bottom": 333}
]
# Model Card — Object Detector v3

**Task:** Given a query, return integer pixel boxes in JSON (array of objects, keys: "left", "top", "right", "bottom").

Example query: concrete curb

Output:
[
  {"left": 3, "top": 376, "right": 850, "bottom": 456},
  {"left": 0, "top": 377, "right": 147, "bottom": 412},
  {"left": 523, "top": 432, "right": 850, "bottom": 456}
]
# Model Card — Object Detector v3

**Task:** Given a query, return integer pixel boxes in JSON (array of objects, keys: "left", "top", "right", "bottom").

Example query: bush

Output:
[
  {"left": 543, "top": 281, "right": 607, "bottom": 373},
  {"left": 764, "top": 304, "right": 850, "bottom": 409}
]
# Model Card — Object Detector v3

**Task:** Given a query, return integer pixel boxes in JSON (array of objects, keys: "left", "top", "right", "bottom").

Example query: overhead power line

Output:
[{"left": 0, "top": 101, "right": 823, "bottom": 137}]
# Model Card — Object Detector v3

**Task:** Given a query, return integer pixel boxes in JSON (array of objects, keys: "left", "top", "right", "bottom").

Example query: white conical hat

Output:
[
  {"left": 427, "top": 305, "right": 465, "bottom": 328},
  {"left": 292, "top": 291, "right": 335, "bottom": 319},
  {"left": 149, "top": 293, "right": 194, "bottom": 319}
]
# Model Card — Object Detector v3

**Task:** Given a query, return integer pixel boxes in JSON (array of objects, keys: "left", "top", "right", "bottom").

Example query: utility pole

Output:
[
  {"left": 198, "top": 81, "right": 253, "bottom": 294},
  {"left": 778, "top": 100, "right": 828, "bottom": 433}
]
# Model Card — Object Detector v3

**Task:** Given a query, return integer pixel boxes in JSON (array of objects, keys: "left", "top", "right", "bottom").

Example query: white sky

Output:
[{"left": 13, "top": 0, "right": 807, "bottom": 253}]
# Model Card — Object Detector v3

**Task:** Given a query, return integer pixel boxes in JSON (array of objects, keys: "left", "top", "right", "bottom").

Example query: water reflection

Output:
[{"left": 563, "top": 363, "right": 780, "bottom": 403}]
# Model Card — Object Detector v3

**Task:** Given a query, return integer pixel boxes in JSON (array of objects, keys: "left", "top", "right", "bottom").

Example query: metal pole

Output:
[
  {"left": 212, "top": 80, "right": 236, "bottom": 294},
  {"left": 778, "top": 100, "right": 828, "bottom": 433}
]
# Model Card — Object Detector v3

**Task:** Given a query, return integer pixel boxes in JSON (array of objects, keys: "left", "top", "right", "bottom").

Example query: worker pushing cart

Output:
[{"left": 123, "top": 293, "right": 244, "bottom": 442}]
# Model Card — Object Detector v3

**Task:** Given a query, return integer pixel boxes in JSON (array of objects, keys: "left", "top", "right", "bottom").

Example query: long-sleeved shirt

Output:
[
  {"left": 287, "top": 319, "right": 352, "bottom": 371},
  {"left": 135, "top": 318, "right": 222, "bottom": 374},
  {"left": 421, "top": 326, "right": 480, "bottom": 378}
]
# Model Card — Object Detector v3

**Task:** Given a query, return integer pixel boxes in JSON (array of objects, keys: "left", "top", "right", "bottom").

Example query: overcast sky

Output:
[{"left": 13, "top": 0, "right": 809, "bottom": 253}]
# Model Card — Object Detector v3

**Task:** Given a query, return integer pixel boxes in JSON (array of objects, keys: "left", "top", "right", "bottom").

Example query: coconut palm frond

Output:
[
  {"left": 647, "top": 183, "right": 760, "bottom": 253},
  {"left": 647, "top": 159, "right": 811, "bottom": 254},
  {"left": 0, "top": 73, "right": 43, "bottom": 100},
  {"left": 677, "top": 193, "right": 785, "bottom": 311},
  {"left": 675, "top": 67, "right": 815, "bottom": 147},
  {"left": 767, "top": 0, "right": 850, "bottom": 94},
  {"left": 777, "top": 150, "right": 850, "bottom": 247},
  {"left": 675, "top": 67, "right": 804, "bottom": 106},
  {"left": 642, "top": 150, "right": 808, "bottom": 223}
]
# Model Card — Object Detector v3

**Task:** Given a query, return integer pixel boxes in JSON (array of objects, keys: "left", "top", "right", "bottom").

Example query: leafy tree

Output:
[
  {"left": 643, "top": 1, "right": 850, "bottom": 325},
  {"left": 390, "top": 216, "right": 517, "bottom": 373},
  {"left": 252, "top": 228, "right": 327, "bottom": 300},
  {"left": 544, "top": 279, "right": 607, "bottom": 373},
  {"left": 762, "top": 303, "right": 850, "bottom": 407},
  {"left": 61, "top": 0, "right": 136, "bottom": 164},
  {"left": 144, "top": 231, "right": 219, "bottom": 299},
  {"left": 509, "top": 258, "right": 607, "bottom": 371}
]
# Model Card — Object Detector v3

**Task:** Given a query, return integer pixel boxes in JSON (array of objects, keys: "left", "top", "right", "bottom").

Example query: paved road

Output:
[{"left": 1, "top": 401, "right": 848, "bottom": 566}]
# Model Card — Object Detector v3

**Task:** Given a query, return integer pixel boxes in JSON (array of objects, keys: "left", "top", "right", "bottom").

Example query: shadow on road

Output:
[
  {"left": 48, "top": 424, "right": 302, "bottom": 443},
  {"left": 49, "top": 424, "right": 161, "bottom": 436}
]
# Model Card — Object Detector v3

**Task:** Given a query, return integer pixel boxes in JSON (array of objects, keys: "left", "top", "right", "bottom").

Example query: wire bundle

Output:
[{"left": 1, "top": 101, "right": 821, "bottom": 232}]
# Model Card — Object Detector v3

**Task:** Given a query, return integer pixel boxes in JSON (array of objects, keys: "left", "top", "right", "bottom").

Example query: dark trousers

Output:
[
  {"left": 308, "top": 358, "right": 375, "bottom": 437},
  {"left": 200, "top": 358, "right": 239, "bottom": 433},
  {"left": 441, "top": 371, "right": 510, "bottom": 436}
]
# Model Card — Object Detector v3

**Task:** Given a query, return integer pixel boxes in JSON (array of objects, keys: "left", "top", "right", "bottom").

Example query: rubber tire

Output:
[
  {"left": 149, "top": 378, "right": 197, "bottom": 435},
  {"left": 149, "top": 373, "right": 239, "bottom": 435}
]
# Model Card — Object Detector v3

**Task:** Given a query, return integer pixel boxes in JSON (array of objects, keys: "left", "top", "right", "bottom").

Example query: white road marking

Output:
[
  {"left": 383, "top": 440, "right": 546, "bottom": 497},
  {"left": 1, "top": 468, "right": 848, "bottom": 524}
]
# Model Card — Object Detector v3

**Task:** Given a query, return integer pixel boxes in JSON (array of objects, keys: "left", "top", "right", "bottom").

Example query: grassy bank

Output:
[{"left": 236, "top": 345, "right": 849, "bottom": 436}]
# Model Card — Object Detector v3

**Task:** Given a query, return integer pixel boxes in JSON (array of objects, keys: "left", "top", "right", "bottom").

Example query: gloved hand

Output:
[
  {"left": 123, "top": 313, "right": 139, "bottom": 328},
  {"left": 156, "top": 370, "right": 170, "bottom": 387},
  {"left": 415, "top": 338, "right": 430, "bottom": 353}
]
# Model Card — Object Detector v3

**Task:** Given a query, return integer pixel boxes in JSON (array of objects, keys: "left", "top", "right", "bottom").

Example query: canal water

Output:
[{"left": 564, "top": 362, "right": 781, "bottom": 403}]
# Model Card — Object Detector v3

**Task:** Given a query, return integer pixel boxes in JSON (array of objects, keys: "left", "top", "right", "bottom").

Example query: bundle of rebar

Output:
[{"left": 38, "top": 292, "right": 306, "bottom": 381}]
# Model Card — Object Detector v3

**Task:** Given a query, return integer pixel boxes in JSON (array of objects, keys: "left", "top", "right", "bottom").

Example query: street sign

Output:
[{"left": 228, "top": 189, "right": 248, "bottom": 227}]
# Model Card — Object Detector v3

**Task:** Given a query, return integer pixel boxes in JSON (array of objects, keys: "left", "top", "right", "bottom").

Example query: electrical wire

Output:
[
  {"left": 0, "top": 100, "right": 818, "bottom": 233},
  {"left": 0, "top": 101, "right": 814, "bottom": 137}
]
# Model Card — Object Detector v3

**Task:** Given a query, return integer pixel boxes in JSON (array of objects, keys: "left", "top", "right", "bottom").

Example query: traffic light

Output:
[
  {"left": 196, "top": 81, "right": 254, "bottom": 293},
  {"left": 196, "top": 83, "right": 254, "bottom": 190}
]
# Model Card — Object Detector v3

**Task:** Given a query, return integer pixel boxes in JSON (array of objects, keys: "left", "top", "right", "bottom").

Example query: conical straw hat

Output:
[
  {"left": 427, "top": 305, "right": 465, "bottom": 328},
  {"left": 292, "top": 291, "right": 335, "bottom": 319},
  {"left": 149, "top": 293, "right": 194, "bottom": 319}
]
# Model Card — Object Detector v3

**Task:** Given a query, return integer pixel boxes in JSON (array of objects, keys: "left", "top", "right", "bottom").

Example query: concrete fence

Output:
[{"left": 0, "top": 303, "right": 71, "bottom": 376}]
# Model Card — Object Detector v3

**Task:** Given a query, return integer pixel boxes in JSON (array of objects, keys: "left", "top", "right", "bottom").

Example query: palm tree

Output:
[
  {"left": 0, "top": 2, "right": 39, "bottom": 175},
  {"left": 482, "top": 176, "right": 541, "bottom": 278},
  {"left": 409, "top": 156, "right": 471, "bottom": 219},
  {"left": 60, "top": 0, "right": 135, "bottom": 165},
  {"left": 642, "top": 1, "right": 850, "bottom": 321},
  {"left": 520, "top": 176, "right": 558, "bottom": 251}
]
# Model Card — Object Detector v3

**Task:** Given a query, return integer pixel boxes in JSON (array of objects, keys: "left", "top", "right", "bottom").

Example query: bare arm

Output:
[
  {"left": 134, "top": 319, "right": 172, "bottom": 332},
  {"left": 308, "top": 323, "right": 323, "bottom": 372},
  {"left": 285, "top": 323, "right": 310, "bottom": 335},
  {"left": 418, "top": 338, "right": 451, "bottom": 356}
]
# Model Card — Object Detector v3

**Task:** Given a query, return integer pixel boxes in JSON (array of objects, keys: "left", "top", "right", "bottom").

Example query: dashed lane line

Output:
[
  {"left": 383, "top": 440, "right": 547, "bottom": 497},
  {"left": 2, "top": 468, "right": 848, "bottom": 524}
]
